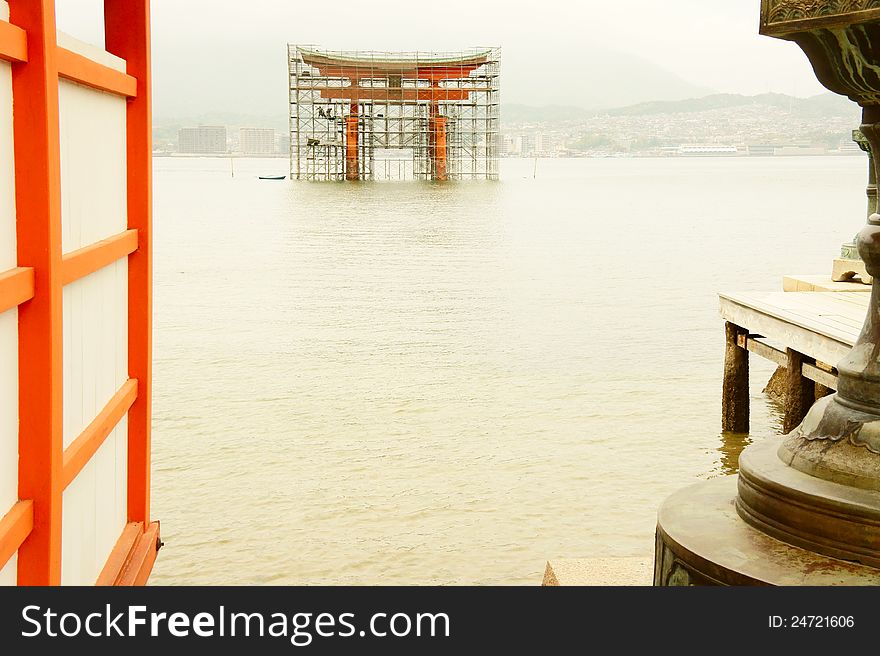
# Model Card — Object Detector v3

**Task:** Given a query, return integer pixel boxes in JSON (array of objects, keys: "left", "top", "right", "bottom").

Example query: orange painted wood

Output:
[
  {"left": 105, "top": 0, "right": 153, "bottom": 531},
  {"left": 431, "top": 113, "right": 448, "bottom": 181},
  {"left": 97, "top": 521, "right": 160, "bottom": 586},
  {"left": 95, "top": 521, "right": 140, "bottom": 586},
  {"left": 117, "top": 521, "right": 160, "bottom": 586},
  {"left": 346, "top": 111, "right": 358, "bottom": 181},
  {"left": 0, "top": 20, "right": 27, "bottom": 63},
  {"left": 61, "top": 379, "right": 138, "bottom": 490},
  {"left": 11, "top": 0, "right": 64, "bottom": 587},
  {"left": 56, "top": 46, "right": 136, "bottom": 97},
  {"left": 61, "top": 229, "right": 137, "bottom": 286},
  {"left": 0, "top": 267, "right": 35, "bottom": 313},
  {"left": 317, "top": 88, "right": 471, "bottom": 102},
  {"left": 0, "top": 501, "right": 34, "bottom": 571}
]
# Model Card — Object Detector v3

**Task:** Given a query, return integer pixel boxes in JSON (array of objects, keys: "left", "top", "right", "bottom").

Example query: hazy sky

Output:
[{"left": 56, "top": 0, "right": 830, "bottom": 118}]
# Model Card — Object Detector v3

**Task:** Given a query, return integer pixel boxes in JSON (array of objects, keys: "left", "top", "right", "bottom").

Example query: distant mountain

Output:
[
  {"left": 604, "top": 92, "right": 859, "bottom": 118},
  {"left": 501, "top": 93, "right": 861, "bottom": 126},
  {"left": 501, "top": 45, "right": 712, "bottom": 110}
]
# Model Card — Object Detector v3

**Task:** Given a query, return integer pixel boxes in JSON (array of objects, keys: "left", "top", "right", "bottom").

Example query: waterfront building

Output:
[
  {"left": 678, "top": 145, "right": 738, "bottom": 157},
  {"left": 517, "top": 134, "right": 535, "bottom": 157},
  {"left": 536, "top": 132, "right": 554, "bottom": 156},
  {"left": 747, "top": 144, "right": 775, "bottom": 156},
  {"left": 288, "top": 46, "right": 501, "bottom": 181},
  {"left": 501, "top": 134, "right": 516, "bottom": 157},
  {"left": 240, "top": 127, "right": 276, "bottom": 156},
  {"left": 178, "top": 125, "right": 227, "bottom": 154}
]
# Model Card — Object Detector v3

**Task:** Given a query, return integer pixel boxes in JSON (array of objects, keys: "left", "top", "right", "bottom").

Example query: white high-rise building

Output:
[
  {"left": 536, "top": 132, "right": 554, "bottom": 156},
  {"left": 517, "top": 134, "right": 535, "bottom": 157},
  {"left": 501, "top": 134, "right": 516, "bottom": 157},
  {"left": 240, "top": 128, "right": 277, "bottom": 156},
  {"left": 178, "top": 126, "right": 227, "bottom": 154}
]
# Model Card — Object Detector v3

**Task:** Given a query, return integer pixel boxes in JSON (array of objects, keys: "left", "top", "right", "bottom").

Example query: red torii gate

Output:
[{"left": 298, "top": 49, "right": 489, "bottom": 181}]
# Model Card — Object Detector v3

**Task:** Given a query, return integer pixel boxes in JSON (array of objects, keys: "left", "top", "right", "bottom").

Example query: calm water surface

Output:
[{"left": 149, "top": 156, "right": 865, "bottom": 585}]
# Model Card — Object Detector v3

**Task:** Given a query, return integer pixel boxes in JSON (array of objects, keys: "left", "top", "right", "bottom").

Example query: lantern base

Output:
[{"left": 654, "top": 469, "right": 880, "bottom": 586}]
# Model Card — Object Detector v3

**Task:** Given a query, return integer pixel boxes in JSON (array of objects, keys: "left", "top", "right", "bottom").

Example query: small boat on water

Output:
[{"left": 258, "top": 175, "right": 287, "bottom": 180}]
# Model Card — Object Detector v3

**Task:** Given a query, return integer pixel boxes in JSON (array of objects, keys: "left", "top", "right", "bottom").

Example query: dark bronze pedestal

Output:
[{"left": 656, "top": 2, "right": 880, "bottom": 586}]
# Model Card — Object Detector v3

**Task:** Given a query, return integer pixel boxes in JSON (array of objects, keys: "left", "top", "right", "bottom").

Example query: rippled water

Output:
[{"left": 149, "top": 156, "right": 866, "bottom": 585}]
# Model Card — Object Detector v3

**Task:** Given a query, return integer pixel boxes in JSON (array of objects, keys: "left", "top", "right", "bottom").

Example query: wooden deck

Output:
[{"left": 718, "top": 290, "right": 869, "bottom": 433}]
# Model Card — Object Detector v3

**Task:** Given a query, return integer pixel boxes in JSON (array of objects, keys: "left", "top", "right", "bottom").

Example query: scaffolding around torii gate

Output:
[{"left": 288, "top": 45, "right": 500, "bottom": 181}]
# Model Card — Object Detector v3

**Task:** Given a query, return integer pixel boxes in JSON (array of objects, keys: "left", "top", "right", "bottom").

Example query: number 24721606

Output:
[{"left": 769, "top": 616, "right": 854, "bottom": 629}]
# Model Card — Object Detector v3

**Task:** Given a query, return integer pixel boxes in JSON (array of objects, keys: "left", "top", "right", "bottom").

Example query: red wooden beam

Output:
[
  {"left": 0, "top": 19, "right": 27, "bottom": 63},
  {"left": 0, "top": 501, "right": 34, "bottom": 572},
  {"left": 317, "top": 88, "right": 472, "bottom": 102},
  {"left": 0, "top": 267, "right": 34, "bottom": 314},
  {"left": 57, "top": 46, "right": 137, "bottom": 97},
  {"left": 61, "top": 379, "right": 138, "bottom": 490},
  {"left": 302, "top": 64, "right": 484, "bottom": 80},
  {"left": 12, "top": 0, "right": 65, "bottom": 587},
  {"left": 105, "top": 0, "right": 154, "bottom": 535},
  {"left": 61, "top": 229, "right": 138, "bottom": 287},
  {"left": 96, "top": 520, "right": 160, "bottom": 586}
]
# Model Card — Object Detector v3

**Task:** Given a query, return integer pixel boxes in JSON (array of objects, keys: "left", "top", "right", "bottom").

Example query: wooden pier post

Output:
[
  {"left": 722, "top": 322, "right": 749, "bottom": 433},
  {"left": 783, "top": 349, "right": 814, "bottom": 434}
]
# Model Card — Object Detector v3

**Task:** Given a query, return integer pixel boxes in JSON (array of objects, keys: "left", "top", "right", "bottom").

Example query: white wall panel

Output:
[
  {"left": 0, "top": 554, "right": 15, "bottom": 587},
  {"left": 58, "top": 34, "right": 129, "bottom": 585},
  {"left": 0, "top": 3, "right": 13, "bottom": 272},
  {"left": 61, "top": 418, "right": 127, "bottom": 586},
  {"left": 62, "top": 261, "right": 128, "bottom": 449},
  {"left": 0, "top": 0, "right": 19, "bottom": 587},
  {"left": 58, "top": 38, "right": 127, "bottom": 254},
  {"left": 0, "top": 308, "right": 17, "bottom": 588},
  {"left": 0, "top": 310, "right": 17, "bottom": 512},
  {"left": 62, "top": 263, "right": 128, "bottom": 584}
]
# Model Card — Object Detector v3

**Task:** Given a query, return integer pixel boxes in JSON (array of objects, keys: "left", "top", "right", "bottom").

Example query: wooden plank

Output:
[
  {"left": 0, "top": 20, "right": 27, "bottom": 63},
  {"left": 722, "top": 291, "right": 868, "bottom": 342},
  {"left": 114, "top": 521, "right": 160, "bottom": 586},
  {"left": 771, "top": 295, "right": 867, "bottom": 319},
  {"left": 766, "top": 297, "right": 867, "bottom": 329},
  {"left": 12, "top": 0, "right": 65, "bottom": 587},
  {"left": 725, "top": 295, "right": 859, "bottom": 345},
  {"left": 106, "top": 0, "right": 154, "bottom": 531},
  {"left": 56, "top": 47, "right": 136, "bottom": 98},
  {"left": 745, "top": 337, "right": 787, "bottom": 367},
  {"left": 723, "top": 290, "right": 868, "bottom": 318},
  {"left": 0, "top": 501, "right": 33, "bottom": 571},
  {"left": 720, "top": 292, "right": 859, "bottom": 345},
  {"left": 720, "top": 296, "right": 853, "bottom": 368},
  {"left": 741, "top": 336, "right": 838, "bottom": 388},
  {"left": 0, "top": 267, "right": 34, "bottom": 313},
  {"left": 61, "top": 230, "right": 137, "bottom": 287},
  {"left": 803, "top": 362, "right": 838, "bottom": 390},
  {"left": 95, "top": 521, "right": 140, "bottom": 586},
  {"left": 61, "top": 379, "right": 137, "bottom": 490}
]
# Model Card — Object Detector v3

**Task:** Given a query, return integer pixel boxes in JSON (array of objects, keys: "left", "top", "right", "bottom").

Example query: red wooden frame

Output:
[
  {"left": 0, "top": 18, "right": 26, "bottom": 63},
  {"left": 57, "top": 46, "right": 136, "bottom": 98},
  {"left": 0, "top": 267, "right": 34, "bottom": 313},
  {"left": 61, "top": 229, "right": 138, "bottom": 286},
  {"left": 0, "top": 0, "right": 156, "bottom": 586},
  {"left": 61, "top": 379, "right": 137, "bottom": 490}
]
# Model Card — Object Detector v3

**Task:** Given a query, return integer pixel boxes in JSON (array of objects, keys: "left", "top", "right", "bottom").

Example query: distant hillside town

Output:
[
  {"left": 500, "top": 93, "right": 863, "bottom": 158},
  {"left": 152, "top": 92, "right": 864, "bottom": 159}
]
